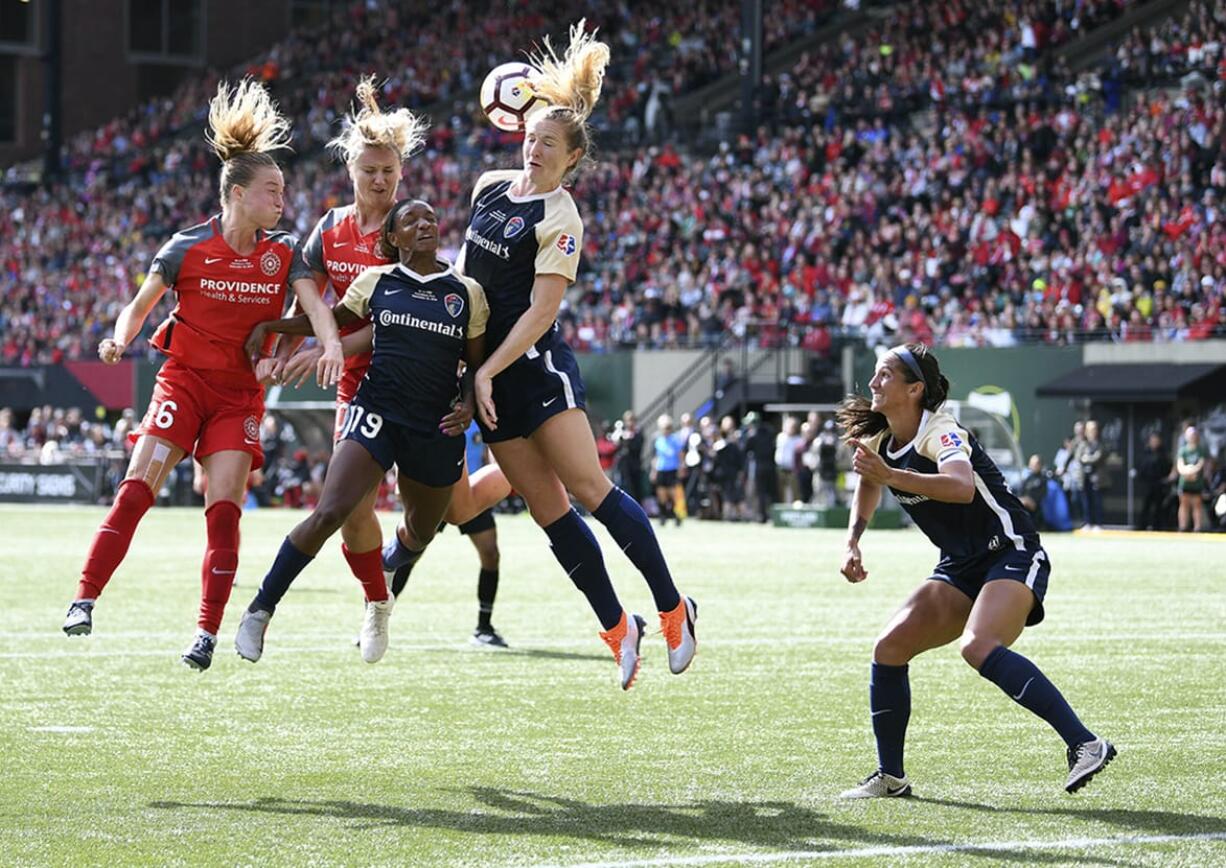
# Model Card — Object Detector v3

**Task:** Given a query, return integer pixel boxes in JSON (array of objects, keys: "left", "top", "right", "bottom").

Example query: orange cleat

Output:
[
  {"left": 659, "top": 595, "right": 698, "bottom": 674},
  {"left": 599, "top": 610, "right": 646, "bottom": 690}
]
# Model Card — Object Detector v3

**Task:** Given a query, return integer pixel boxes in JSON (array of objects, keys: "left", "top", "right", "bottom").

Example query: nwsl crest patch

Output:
[
  {"left": 503, "top": 216, "right": 525, "bottom": 239},
  {"left": 444, "top": 293, "right": 464, "bottom": 318},
  {"left": 556, "top": 233, "right": 577, "bottom": 256},
  {"left": 939, "top": 431, "right": 964, "bottom": 450}
]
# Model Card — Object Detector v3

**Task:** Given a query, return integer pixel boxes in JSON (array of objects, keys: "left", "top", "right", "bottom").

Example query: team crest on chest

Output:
[
  {"left": 444, "top": 293, "right": 465, "bottom": 318},
  {"left": 503, "top": 216, "right": 526, "bottom": 238},
  {"left": 260, "top": 250, "right": 282, "bottom": 276}
]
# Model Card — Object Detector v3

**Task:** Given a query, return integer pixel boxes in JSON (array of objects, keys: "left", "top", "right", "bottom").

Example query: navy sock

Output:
[
  {"left": 477, "top": 568, "right": 498, "bottom": 630},
  {"left": 382, "top": 531, "right": 424, "bottom": 598},
  {"left": 870, "top": 662, "right": 911, "bottom": 777},
  {"left": 252, "top": 537, "right": 314, "bottom": 613},
  {"left": 592, "top": 487, "right": 681, "bottom": 612},
  {"left": 979, "top": 645, "right": 1095, "bottom": 747},
  {"left": 543, "top": 508, "right": 622, "bottom": 630}
]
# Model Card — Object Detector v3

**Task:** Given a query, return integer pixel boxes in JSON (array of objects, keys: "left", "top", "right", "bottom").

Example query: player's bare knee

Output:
[
  {"left": 959, "top": 632, "right": 997, "bottom": 669},
  {"left": 872, "top": 629, "right": 914, "bottom": 666}
]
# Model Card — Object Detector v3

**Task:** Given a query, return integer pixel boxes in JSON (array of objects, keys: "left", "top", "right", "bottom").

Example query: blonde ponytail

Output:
[
  {"left": 529, "top": 19, "right": 610, "bottom": 121},
  {"left": 206, "top": 78, "right": 292, "bottom": 206},
  {"left": 328, "top": 75, "right": 429, "bottom": 164}
]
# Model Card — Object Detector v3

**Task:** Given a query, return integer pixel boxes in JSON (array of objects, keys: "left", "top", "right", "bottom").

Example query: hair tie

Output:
[{"left": 889, "top": 345, "right": 925, "bottom": 383}]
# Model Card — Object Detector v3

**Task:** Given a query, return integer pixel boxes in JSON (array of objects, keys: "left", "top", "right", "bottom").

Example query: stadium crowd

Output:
[{"left": 2, "top": 0, "right": 1224, "bottom": 368}]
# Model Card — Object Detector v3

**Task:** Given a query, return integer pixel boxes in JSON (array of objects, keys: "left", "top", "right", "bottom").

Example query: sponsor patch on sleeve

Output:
[
  {"left": 555, "top": 233, "right": 577, "bottom": 256},
  {"left": 939, "top": 431, "right": 964, "bottom": 450}
]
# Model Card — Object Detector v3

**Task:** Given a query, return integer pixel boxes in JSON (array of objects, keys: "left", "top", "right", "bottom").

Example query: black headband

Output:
[{"left": 890, "top": 346, "right": 925, "bottom": 384}]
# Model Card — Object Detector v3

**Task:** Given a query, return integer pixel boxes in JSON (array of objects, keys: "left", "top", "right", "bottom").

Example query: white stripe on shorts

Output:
[
  {"left": 543, "top": 349, "right": 576, "bottom": 409},
  {"left": 1024, "top": 549, "right": 1045, "bottom": 588}
]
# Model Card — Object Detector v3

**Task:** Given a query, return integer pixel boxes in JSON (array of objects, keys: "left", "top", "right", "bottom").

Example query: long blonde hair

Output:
[
  {"left": 327, "top": 75, "right": 429, "bottom": 164},
  {"left": 206, "top": 78, "right": 293, "bottom": 206},
  {"left": 527, "top": 20, "right": 610, "bottom": 176}
]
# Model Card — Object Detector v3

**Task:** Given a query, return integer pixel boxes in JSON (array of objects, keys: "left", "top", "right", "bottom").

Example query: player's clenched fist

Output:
[{"left": 97, "top": 339, "right": 126, "bottom": 364}]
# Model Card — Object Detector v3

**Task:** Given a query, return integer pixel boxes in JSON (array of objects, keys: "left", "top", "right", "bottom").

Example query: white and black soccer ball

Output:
[{"left": 480, "top": 63, "right": 548, "bottom": 132}]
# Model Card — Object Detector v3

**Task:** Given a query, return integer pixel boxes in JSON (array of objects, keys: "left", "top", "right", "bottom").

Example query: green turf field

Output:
[{"left": 1, "top": 505, "right": 1224, "bottom": 866}]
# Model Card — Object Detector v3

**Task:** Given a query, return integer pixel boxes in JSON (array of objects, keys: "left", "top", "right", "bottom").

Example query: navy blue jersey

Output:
[
  {"left": 863, "top": 410, "right": 1039, "bottom": 565},
  {"left": 339, "top": 261, "right": 488, "bottom": 435},
  {"left": 455, "top": 170, "right": 583, "bottom": 355}
]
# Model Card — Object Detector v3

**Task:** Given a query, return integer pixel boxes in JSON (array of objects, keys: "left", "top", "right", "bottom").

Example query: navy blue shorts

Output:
[
  {"left": 480, "top": 340, "right": 587, "bottom": 443},
  {"left": 927, "top": 546, "right": 1051, "bottom": 626},
  {"left": 339, "top": 401, "right": 464, "bottom": 488}
]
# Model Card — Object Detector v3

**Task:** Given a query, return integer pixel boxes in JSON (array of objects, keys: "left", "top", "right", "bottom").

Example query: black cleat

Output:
[
  {"left": 181, "top": 632, "right": 217, "bottom": 671},
  {"left": 470, "top": 627, "right": 509, "bottom": 649}
]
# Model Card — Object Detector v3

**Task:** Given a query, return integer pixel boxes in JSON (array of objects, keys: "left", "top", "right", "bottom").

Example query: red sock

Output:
[
  {"left": 342, "top": 543, "right": 389, "bottom": 602},
  {"left": 77, "top": 479, "right": 156, "bottom": 600},
  {"left": 199, "top": 501, "right": 241, "bottom": 635}
]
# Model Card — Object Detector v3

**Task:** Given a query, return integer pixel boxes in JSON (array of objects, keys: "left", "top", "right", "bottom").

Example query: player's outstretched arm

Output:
[
  {"left": 850, "top": 437, "right": 974, "bottom": 504},
  {"left": 245, "top": 302, "right": 359, "bottom": 365},
  {"left": 842, "top": 476, "right": 880, "bottom": 584},
  {"left": 98, "top": 273, "right": 169, "bottom": 364},
  {"left": 291, "top": 277, "right": 344, "bottom": 388}
]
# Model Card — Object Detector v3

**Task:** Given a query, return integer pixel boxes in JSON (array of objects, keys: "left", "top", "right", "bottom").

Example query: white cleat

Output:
[
  {"left": 600, "top": 612, "right": 646, "bottom": 690},
  {"left": 62, "top": 600, "right": 94, "bottom": 636},
  {"left": 839, "top": 770, "right": 912, "bottom": 799},
  {"left": 234, "top": 608, "right": 272, "bottom": 662},
  {"left": 359, "top": 598, "right": 394, "bottom": 663},
  {"left": 660, "top": 595, "right": 698, "bottom": 674},
  {"left": 1066, "top": 737, "right": 1117, "bottom": 793}
]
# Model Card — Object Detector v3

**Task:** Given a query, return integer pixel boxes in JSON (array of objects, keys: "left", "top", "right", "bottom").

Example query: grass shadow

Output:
[
  {"left": 148, "top": 788, "right": 1123, "bottom": 863},
  {"left": 911, "top": 797, "right": 1226, "bottom": 836}
]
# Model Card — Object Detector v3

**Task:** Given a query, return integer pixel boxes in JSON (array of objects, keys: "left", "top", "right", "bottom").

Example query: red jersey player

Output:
[
  {"left": 61, "top": 80, "right": 343, "bottom": 672},
  {"left": 266, "top": 78, "right": 511, "bottom": 647}
]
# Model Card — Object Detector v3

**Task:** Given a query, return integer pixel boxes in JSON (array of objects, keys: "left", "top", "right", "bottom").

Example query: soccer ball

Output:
[{"left": 480, "top": 63, "right": 548, "bottom": 132}]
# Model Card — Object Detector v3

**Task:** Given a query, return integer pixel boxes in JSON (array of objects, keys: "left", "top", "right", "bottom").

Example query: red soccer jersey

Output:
[
  {"left": 300, "top": 205, "right": 392, "bottom": 400},
  {"left": 148, "top": 216, "right": 305, "bottom": 388}
]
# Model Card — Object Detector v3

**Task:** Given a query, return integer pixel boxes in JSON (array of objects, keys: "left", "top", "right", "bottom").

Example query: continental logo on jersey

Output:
[
  {"left": 260, "top": 250, "right": 282, "bottom": 276},
  {"left": 444, "top": 293, "right": 464, "bottom": 318},
  {"left": 200, "top": 279, "right": 281, "bottom": 295},
  {"left": 939, "top": 431, "right": 964, "bottom": 449},
  {"left": 503, "top": 216, "right": 525, "bottom": 238},
  {"left": 465, "top": 227, "right": 511, "bottom": 260},
  {"left": 895, "top": 492, "right": 930, "bottom": 506},
  {"left": 555, "top": 233, "right": 577, "bottom": 256},
  {"left": 379, "top": 309, "right": 463, "bottom": 339}
]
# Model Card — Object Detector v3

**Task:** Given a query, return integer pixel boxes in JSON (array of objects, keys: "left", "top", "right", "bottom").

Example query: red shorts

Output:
[{"left": 132, "top": 359, "right": 267, "bottom": 470}]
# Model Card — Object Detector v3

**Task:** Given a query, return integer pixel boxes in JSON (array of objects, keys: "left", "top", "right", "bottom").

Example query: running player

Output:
[
  {"left": 836, "top": 343, "right": 1116, "bottom": 797},
  {"left": 60, "top": 80, "right": 342, "bottom": 671},
  {"left": 233, "top": 198, "right": 487, "bottom": 664},
  {"left": 451, "top": 21, "right": 696, "bottom": 689},
  {"left": 270, "top": 77, "right": 510, "bottom": 631}
]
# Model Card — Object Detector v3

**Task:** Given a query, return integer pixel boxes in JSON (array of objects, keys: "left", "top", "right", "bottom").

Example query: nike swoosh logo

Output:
[
  {"left": 333, "top": 242, "right": 349, "bottom": 248},
  {"left": 1003, "top": 565, "right": 1028, "bottom": 571},
  {"left": 565, "top": 563, "right": 581, "bottom": 578},
  {"left": 204, "top": 257, "right": 224, "bottom": 264},
  {"left": 870, "top": 709, "right": 892, "bottom": 717},
  {"left": 456, "top": 459, "right": 463, "bottom": 466},
  {"left": 211, "top": 568, "right": 236, "bottom": 576},
  {"left": 1012, "top": 677, "right": 1035, "bottom": 701},
  {"left": 385, "top": 288, "right": 403, "bottom": 296},
  {"left": 244, "top": 439, "right": 260, "bottom": 445},
  {"left": 542, "top": 397, "right": 558, "bottom": 407},
  {"left": 886, "top": 784, "right": 909, "bottom": 796}
]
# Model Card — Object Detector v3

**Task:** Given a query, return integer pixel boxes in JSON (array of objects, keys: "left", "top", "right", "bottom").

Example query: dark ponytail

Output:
[{"left": 836, "top": 343, "right": 949, "bottom": 442}]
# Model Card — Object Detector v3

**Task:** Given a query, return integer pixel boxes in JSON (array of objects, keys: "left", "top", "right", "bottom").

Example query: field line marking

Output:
[{"left": 542, "top": 831, "right": 1226, "bottom": 868}]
